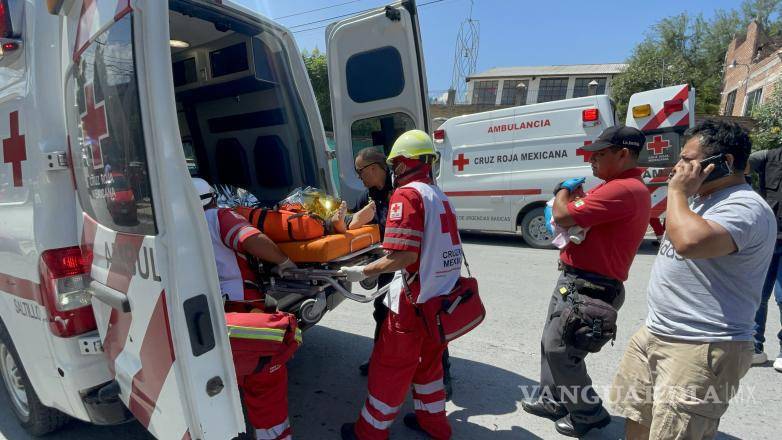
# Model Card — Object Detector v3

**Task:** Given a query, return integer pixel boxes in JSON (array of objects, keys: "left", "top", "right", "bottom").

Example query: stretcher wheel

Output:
[
  {"left": 360, "top": 277, "right": 378, "bottom": 290},
  {"left": 299, "top": 299, "right": 326, "bottom": 326}
]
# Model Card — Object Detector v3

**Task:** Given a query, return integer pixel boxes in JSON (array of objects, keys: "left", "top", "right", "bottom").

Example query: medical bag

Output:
[{"left": 225, "top": 311, "right": 302, "bottom": 378}]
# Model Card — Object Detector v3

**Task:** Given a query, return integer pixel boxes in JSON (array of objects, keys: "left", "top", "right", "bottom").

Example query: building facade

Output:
[
  {"left": 464, "top": 63, "right": 627, "bottom": 106},
  {"left": 721, "top": 21, "right": 782, "bottom": 116}
]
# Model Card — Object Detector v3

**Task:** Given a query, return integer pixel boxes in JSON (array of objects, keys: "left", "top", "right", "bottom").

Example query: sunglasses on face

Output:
[{"left": 355, "top": 162, "right": 380, "bottom": 176}]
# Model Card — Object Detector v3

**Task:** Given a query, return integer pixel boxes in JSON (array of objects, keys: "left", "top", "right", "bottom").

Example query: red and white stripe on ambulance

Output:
[{"left": 625, "top": 84, "right": 696, "bottom": 220}]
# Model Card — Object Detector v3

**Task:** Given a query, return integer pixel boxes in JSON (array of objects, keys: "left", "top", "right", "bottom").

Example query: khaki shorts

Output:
[{"left": 610, "top": 326, "right": 753, "bottom": 440}]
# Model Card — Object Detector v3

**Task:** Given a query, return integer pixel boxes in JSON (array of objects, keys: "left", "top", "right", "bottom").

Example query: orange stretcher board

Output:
[{"left": 277, "top": 225, "right": 381, "bottom": 263}]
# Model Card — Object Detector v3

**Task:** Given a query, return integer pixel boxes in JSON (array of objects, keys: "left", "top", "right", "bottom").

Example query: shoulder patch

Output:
[
  {"left": 389, "top": 202, "right": 403, "bottom": 220},
  {"left": 574, "top": 199, "right": 585, "bottom": 208}
]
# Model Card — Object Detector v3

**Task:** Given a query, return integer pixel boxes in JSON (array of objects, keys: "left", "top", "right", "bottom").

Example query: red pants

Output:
[
  {"left": 649, "top": 217, "right": 665, "bottom": 239},
  {"left": 354, "top": 295, "right": 451, "bottom": 440},
  {"left": 241, "top": 365, "right": 291, "bottom": 440}
]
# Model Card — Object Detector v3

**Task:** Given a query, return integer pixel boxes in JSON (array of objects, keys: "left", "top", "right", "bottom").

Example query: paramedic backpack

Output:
[
  {"left": 235, "top": 206, "right": 325, "bottom": 242},
  {"left": 225, "top": 311, "right": 302, "bottom": 378}
]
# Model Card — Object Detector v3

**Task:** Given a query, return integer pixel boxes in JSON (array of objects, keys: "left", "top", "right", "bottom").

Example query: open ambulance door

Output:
[
  {"left": 59, "top": 1, "right": 243, "bottom": 438},
  {"left": 625, "top": 84, "right": 696, "bottom": 218},
  {"left": 327, "top": 0, "right": 431, "bottom": 204}
]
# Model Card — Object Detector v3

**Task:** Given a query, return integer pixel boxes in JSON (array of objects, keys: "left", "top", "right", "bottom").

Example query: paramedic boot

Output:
[
  {"left": 340, "top": 423, "right": 359, "bottom": 440},
  {"left": 403, "top": 413, "right": 425, "bottom": 434}
]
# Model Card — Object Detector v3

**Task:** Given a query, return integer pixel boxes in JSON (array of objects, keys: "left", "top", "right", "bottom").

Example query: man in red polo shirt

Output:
[{"left": 522, "top": 126, "right": 651, "bottom": 437}]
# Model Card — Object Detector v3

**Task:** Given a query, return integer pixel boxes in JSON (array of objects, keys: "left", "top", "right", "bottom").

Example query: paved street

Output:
[{"left": 1, "top": 233, "right": 780, "bottom": 439}]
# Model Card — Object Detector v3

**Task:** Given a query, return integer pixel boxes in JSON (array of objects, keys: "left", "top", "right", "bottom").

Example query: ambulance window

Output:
[
  {"left": 65, "top": 15, "right": 157, "bottom": 235},
  {"left": 350, "top": 113, "right": 415, "bottom": 157},
  {"left": 346, "top": 46, "right": 405, "bottom": 103}
]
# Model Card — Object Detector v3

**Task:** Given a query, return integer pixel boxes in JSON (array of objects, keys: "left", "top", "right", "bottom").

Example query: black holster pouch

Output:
[{"left": 557, "top": 264, "right": 621, "bottom": 353}]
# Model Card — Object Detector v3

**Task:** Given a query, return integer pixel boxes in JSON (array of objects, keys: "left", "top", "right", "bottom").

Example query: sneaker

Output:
[
  {"left": 752, "top": 351, "right": 768, "bottom": 365},
  {"left": 774, "top": 356, "right": 782, "bottom": 372}
]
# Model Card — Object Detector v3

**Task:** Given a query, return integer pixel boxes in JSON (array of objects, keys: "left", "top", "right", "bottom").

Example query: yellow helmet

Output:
[{"left": 386, "top": 129, "right": 437, "bottom": 165}]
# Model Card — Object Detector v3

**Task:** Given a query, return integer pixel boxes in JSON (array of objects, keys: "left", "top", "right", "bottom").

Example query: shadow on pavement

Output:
[{"left": 289, "top": 324, "right": 542, "bottom": 438}]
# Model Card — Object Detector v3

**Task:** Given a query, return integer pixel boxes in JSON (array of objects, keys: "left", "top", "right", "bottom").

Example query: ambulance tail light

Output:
[
  {"left": 664, "top": 98, "right": 684, "bottom": 113},
  {"left": 433, "top": 129, "right": 445, "bottom": 143},
  {"left": 40, "top": 246, "right": 97, "bottom": 338},
  {"left": 632, "top": 104, "right": 652, "bottom": 118},
  {"left": 582, "top": 108, "right": 599, "bottom": 122}
]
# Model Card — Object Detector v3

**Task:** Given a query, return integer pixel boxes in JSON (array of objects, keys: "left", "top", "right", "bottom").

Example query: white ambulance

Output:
[
  {"left": 433, "top": 85, "right": 695, "bottom": 248},
  {"left": 0, "top": 0, "right": 431, "bottom": 438}
]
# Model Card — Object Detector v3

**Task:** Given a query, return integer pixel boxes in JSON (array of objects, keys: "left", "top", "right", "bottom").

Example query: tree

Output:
[
  {"left": 302, "top": 48, "right": 332, "bottom": 132},
  {"left": 750, "top": 83, "right": 782, "bottom": 151},
  {"left": 611, "top": 0, "right": 781, "bottom": 119}
]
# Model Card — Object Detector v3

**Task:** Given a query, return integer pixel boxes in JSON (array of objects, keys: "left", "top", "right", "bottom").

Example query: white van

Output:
[
  {"left": 433, "top": 85, "right": 694, "bottom": 248},
  {"left": 0, "top": 0, "right": 430, "bottom": 438}
]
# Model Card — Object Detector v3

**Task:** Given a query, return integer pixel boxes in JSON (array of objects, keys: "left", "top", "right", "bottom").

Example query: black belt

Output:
[{"left": 559, "top": 262, "right": 622, "bottom": 302}]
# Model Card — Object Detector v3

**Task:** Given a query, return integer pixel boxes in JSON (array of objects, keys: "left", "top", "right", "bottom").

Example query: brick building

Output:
[{"left": 721, "top": 21, "right": 782, "bottom": 116}]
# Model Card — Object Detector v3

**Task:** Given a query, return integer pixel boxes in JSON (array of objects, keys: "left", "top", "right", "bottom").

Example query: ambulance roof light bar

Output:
[
  {"left": 433, "top": 129, "right": 445, "bottom": 143},
  {"left": 632, "top": 104, "right": 652, "bottom": 118},
  {"left": 582, "top": 108, "right": 599, "bottom": 122}
]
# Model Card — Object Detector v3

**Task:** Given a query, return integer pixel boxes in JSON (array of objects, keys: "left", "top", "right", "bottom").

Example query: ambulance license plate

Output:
[{"left": 79, "top": 336, "right": 104, "bottom": 355}]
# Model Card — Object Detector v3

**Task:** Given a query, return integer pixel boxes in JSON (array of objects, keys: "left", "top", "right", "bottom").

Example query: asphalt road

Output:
[{"left": 1, "top": 233, "right": 780, "bottom": 439}]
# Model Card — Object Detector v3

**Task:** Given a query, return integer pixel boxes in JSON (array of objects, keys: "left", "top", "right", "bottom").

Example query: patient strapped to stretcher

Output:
[{"left": 235, "top": 187, "right": 382, "bottom": 263}]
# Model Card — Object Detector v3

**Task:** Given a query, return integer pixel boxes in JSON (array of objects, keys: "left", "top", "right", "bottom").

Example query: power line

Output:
[
  {"left": 273, "top": 1, "right": 363, "bottom": 20},
  {"left": 291, "top": 0, "right": 454, "bottom": 34}
]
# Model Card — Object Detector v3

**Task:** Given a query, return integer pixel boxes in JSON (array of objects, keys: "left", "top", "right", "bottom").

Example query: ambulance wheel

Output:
[
  {"left": 520, "top": 207, "right": 555, "bottom": 249},
  {"left": 0, "top": 324, "right": 70, "bottom": 436}
]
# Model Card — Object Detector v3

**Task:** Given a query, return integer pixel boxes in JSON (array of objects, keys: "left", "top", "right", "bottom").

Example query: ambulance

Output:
[
  {"left": 0, "top": 0, "right": 431, "bottom": 438},
  {"left": 432, "top": 85, "right": 695, "bottom": 248}
]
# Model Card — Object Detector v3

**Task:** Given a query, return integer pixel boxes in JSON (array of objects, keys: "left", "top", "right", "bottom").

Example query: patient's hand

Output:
[{"left": 331, "top": 201, "right": 348, "bottom": 234}]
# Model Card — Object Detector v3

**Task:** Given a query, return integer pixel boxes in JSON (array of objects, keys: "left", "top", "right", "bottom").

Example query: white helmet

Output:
[{"left": 192, "top": 177, "right": 215, "bottom": 207}]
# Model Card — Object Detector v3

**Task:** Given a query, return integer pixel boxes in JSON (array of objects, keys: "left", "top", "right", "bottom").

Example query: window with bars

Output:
[
  {"left": 500, "top": 79, "right": 529, "bottom": 105},
  {"left": 723, "top": 90, "right": 737, "bottom": 116},
  {"left": 572, "top": 78, "right": 607, "bottom": 98},
  {"left": 744, "top": 88, "right": 763, "bottom": 116},
  {"left": 537, "top": 77, "right": 569, "bottom": 103},
  {"left": 472, "top": 80, "right": 499, "bottom": 105}
]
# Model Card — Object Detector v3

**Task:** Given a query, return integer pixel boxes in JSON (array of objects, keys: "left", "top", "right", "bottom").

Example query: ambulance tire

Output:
[
  {"left": 0, "top": 324, "right": 70, "bottom": 436},
  {"left": 520, "top": 207, "right": 555, "bottom": 249}
]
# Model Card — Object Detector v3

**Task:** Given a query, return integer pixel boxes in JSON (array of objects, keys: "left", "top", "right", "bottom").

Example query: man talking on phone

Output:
[{"left": 611, "top": 120, "right": 776, "bottom": 439}]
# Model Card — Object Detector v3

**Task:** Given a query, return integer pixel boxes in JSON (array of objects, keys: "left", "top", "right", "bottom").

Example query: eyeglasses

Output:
[{"left": 355, "top": 162, "right": 380, "bottom": 176}]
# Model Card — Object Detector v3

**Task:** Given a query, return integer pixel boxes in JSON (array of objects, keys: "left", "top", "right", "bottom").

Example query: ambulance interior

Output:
[
  {"left": 168, "top": 2, "right": 324, "bottom": 207},
  {"left": 166, "top": 2, "right": 384, "bottom": 325}
]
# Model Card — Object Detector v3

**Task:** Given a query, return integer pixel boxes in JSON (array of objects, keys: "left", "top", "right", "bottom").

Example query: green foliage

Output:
[
  {"left": 750, "top": 83, "right": 782, "bottom": 151},
  {"left": 302, "top": 48, "right": 333, "bottom": 132},
  {"left": 611, "top": 0, "right": 780, "bottom": 120}
]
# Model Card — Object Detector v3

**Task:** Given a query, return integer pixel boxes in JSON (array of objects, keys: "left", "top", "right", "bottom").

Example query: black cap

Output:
[{"left": 583, "top": 126, "right": 646, "bottom": 152}]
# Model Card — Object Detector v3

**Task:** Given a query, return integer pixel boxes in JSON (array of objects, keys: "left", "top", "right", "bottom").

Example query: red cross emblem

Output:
[
  {"left": 3, "top": 111, "right": 26, "bottom": 187},
  {"left": 80, "top": 83, "right": 109, "bottom": 170},
  {"left": 440, "top": 201, "right": 460, "bottom": 245},
  {"left": 576, "top": 140, "right": 594, "bottom": 162},
  {"left": 453, "top": 153, "right": 469, "bottom": 172},
  {"left": 647, "top": 135, "right": 671, "bottom": 155},
  {"left": 389, "top": 202, "right": 403, "bottom": 220}
]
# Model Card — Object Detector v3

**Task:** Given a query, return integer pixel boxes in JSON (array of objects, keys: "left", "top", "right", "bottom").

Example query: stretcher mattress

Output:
[{"left": 277, "top": 225, "right": 381, "bottom": 263}]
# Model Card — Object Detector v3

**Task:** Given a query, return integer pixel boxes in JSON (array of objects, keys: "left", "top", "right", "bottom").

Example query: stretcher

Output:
[{"left": 249, "top": 225, "right": 389, "bottom": 329}]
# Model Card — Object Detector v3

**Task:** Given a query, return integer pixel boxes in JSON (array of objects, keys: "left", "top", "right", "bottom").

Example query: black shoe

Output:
[
  {"left": 403, "top": 413, "right": 425, "bottom": 433},
  {"left": 554, "top": 413, "right": 611, "bottom": 437},
  {"left": 521, "top": 398, "right": 567, "bottom": 421},
  {"left": 358, "top": 360, "right": 370, "bottom": 376},
  {"left": 341, "top": 423, "right": 359, "bottom": 440},
  {"left": 443, "top": 373, "right": 453, "bottom": 401}
]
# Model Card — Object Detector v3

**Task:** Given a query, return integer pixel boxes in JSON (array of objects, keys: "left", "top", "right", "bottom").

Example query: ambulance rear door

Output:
[
  {"left": 625, "top": 84, "right": 696, "bottom": 218},
  {"left": 59, "top": 1, "right": 243, "bottom": 438},
  {"left": 327, "top": 0, "right": 430, "bottom": 204}
]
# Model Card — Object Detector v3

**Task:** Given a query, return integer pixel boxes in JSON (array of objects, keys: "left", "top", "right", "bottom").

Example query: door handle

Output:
[{"left": 88, "top": 281, "right": 131, "bottom": 313}]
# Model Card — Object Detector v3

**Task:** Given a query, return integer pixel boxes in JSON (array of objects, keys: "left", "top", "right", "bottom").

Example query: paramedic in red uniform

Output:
[
  {"left": 521, "top": 126, "right": 651, "bottom": 437},
  {"left": 338, "top": 130, "right": 461, "bottom": 440},
  {"left": 192, "top": 178, "right": 297, "bottom": 440}
]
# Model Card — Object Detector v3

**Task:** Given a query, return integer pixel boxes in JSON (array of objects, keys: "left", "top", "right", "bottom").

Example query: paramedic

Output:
[
  {"left": 192, "top": 177, "right": 297, "bottom": 440},
  {"left": 521, "top": 126, "right": 651, "bottom": 437},
  {"left": 348, "top": 147, "right": 454, "bottom": 397},
  {"left": 339, "top": 130, "right": 461, "bottom": 440}
]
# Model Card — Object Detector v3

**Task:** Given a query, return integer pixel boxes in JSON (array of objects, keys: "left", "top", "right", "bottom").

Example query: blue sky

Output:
[{"left": 235, "top": 0, "right": 744, "bottom": 94}]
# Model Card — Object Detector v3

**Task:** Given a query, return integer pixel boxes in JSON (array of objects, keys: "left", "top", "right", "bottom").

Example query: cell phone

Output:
[{"left": 699, "top": 153, "right": 732, "bottom": 183}]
